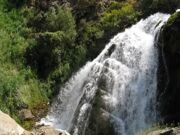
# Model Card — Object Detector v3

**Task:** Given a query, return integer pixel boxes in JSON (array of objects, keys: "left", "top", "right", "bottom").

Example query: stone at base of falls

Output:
[
  {"left": 19, "top": 109, "right": 35, "bottom": 121},
  {"left": 147, "top": 127, "right": 180, "bottom": 135},
  {"left": 0, "top": 110, "right": 25, "bottom": 135},
  {"left": 0, "top": 110, "right": 70, "bottom": 135},
  {"left": 31, "top": 126, "right": 70, "bottom": 135}
]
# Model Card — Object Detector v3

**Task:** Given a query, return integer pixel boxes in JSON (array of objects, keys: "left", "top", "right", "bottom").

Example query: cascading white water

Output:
[{"left": 41, "top": 13, "right": 170, "bottom": 135}]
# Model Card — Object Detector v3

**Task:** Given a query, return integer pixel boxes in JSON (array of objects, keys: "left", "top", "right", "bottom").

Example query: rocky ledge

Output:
[
  {"left": 0, "top": 110, "right": 70, "bottom": 135},
  {"left": 147, "top": 127, "right": 180, "bottom": 135},
  {"left": 30, "top": 125, "right": 70, "bottom": 135},
  {"left": 0, "top": 110, "right": 24, "bottom": 135}
]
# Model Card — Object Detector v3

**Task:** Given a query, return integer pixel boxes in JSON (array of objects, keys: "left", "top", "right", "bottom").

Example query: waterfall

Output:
[{"left": 41, "top": 13, "right": 170, "bottom": 135}]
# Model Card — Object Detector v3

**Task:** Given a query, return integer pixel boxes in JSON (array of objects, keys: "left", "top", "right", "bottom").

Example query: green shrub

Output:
[
  {"left": 75, "top": 1, "right": 140, "bottom": 60},
  {"left": 74, "top": 0, "right": 99, "bottom": 21},
  {"left": 80, "top": 22, "right": 104, "bottom": 44},
  {"left": 0, "top": 65, "right": 49, "bottom": 115},
  {"left": 46, "top": 6, "right": 76, "bottom": 36},
  {"left": 0, "top": 0, "right": 49, "bottom": 121},
  {"left": 0, "top": 68, "right": 21, "bottom": 114},
  {"left": 26, "top": 6, "right": 76, "bottom": 78},
  {"left": 100, "top": 3, "right": 139, "bottom": 31}
]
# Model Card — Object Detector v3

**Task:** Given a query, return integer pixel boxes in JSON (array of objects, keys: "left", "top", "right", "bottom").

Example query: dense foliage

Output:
[
  {"left": 0, "top": 0, "right": 49, "bottom": 128},
  {"left": 24, "top": 0, "right": 140, "bottom": 96}
]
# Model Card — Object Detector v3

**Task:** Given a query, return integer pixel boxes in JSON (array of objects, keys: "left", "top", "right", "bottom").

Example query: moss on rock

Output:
[{"left": 166, "top": 12, "right": 180, "bottom": 27}]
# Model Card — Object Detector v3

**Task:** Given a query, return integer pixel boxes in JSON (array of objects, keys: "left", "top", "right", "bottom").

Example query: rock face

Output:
[
  {"left": 158, "top": 11, "right": 180, "bottom": 123},
  {"left": 0, "top": 111, "right": 24, "bottom": 135},
  {"left": 84, "top": 89, "right": 115, "bottom": 135},
  {"left": 84, "top": 74, "right": 116, "bottom": 135},
  {"left": 147, "top": 127, "right": 180, "bottom": 135}
]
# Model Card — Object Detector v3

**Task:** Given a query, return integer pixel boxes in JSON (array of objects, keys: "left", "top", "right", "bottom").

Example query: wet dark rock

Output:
[
  {"left": 158, "top": 11, "right": 180, "bottom": 124},
  {"left": 85, "top": 89, "right": 115, "bottom": 135},
  {"left": 106, "top": 44, "right": 116, "bottom": 56},
  {"left": 159, "top": 129, "right": 173, "bottom": 135}
]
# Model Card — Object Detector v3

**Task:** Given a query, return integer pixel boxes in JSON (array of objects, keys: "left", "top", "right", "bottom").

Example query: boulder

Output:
[
  {"left": 33, "top": 126, "right": 70, "bottom": 135},
  {"left": 0, "top": 110, "right": 25, "bottom": 135},
  {"left": 0, "top": 110, "right": 70, "bottom": 135},
  {"left": 19, "top": 109, "right": 35, "bottom": 121}
]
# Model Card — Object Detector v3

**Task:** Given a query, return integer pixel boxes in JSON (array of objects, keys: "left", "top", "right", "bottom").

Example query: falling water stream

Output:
[{"left": 41, "top": 13, "right": 170, "bottom": 135}]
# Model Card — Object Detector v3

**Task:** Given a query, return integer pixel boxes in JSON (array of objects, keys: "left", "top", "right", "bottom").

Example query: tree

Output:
[{"left": 25, "top": 5, "right": 77, "bottom": 79}]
